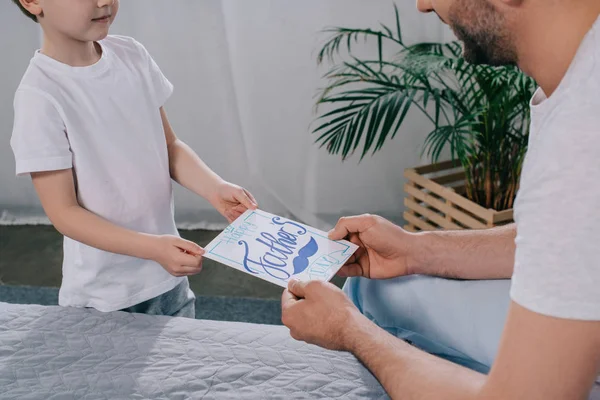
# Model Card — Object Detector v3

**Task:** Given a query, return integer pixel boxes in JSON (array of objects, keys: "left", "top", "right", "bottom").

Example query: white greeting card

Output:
[{"left": 203, "top": 209, "right": 358, "bottom": 288}]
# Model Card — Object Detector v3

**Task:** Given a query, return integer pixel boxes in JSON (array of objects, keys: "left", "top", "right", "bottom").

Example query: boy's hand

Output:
[
  {"left": 210, "top": 181, "right": 258, "bottom": 223},
  {"left": 149, "top": 235, "right": 205, "bottom": 277}
]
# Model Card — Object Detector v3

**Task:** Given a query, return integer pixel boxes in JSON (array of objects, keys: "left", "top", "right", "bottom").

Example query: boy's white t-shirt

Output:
[
  {"left": 510, "top": 16, "right": 600, "bottom": 321},
  {"left": 10, "top": 35, "right": 185, "bottom": 312}
]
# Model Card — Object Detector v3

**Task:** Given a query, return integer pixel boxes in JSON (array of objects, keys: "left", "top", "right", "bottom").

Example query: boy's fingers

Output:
[
  {"left": 236, "top": 189, "right": 256, "bottom": 211},
  {"left": 177, "top": 265, "right": 203, "bottom": 276},
  {"left": 243, "top": 188, "right": 258, "bottom": 207},
  {"left": 176, "top": 238, "right": 204, "bottom": 256},
  {"left": 177, "top": 252, "right": 202, "bottom": 266}
]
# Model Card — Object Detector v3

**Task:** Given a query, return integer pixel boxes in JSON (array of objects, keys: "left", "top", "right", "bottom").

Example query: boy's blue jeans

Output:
[
  {"left": 120, "top": 279, "right": 196, "bottom": 318},
  {"left": 343, "top": 275, "right": 512, "bottom": 374}
]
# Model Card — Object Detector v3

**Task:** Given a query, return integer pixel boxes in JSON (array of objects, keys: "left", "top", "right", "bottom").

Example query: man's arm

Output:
[
  {"left": 345, "top": 299, "right": 600, "bottom": 399},
  {"left": 413, "top": 223, "right": 516, "bottom": 280},
  {"left": 329, "top": 215, "right": 516, "bottom": 281},
  {"left": 283, "top": 281, "right": 600, "bottom": 400}
]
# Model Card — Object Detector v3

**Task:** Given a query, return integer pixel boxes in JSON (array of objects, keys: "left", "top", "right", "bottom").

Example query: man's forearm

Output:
[
  {"left": 168, "top": 139, "right": 223, "bottom": 200},
  {"left": 345, "top": 313, "right": 485, "bottom": 400},
  {"left": 52, "top": 205, "right": 156, "bottom": 260},
  {"left": 412, "top": 223, "right": 516, "bottom": 280}
]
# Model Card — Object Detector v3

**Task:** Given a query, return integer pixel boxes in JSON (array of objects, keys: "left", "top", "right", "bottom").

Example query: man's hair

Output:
[{"left": 11, "top": 0, "right": 38, "bottom": 23}]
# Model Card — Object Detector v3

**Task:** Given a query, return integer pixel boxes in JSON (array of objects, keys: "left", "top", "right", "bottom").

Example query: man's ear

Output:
[{"left": 19, "top": 0, "right": 43, "bottom": 18}]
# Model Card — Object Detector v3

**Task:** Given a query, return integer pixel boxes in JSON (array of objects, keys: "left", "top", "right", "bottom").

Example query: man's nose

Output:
[{"left": 416, "top": 0, "right": 434, "bottom": 13}]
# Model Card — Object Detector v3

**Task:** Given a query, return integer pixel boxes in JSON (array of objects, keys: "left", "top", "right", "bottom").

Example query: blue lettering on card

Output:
[{"left": 239, "top": 216, "right": 319, "bottom": 281}]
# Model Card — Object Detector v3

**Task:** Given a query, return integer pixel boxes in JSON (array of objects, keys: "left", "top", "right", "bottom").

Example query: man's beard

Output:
[{"left": 448, "top": 0, "right": 517, "bottom": 66}]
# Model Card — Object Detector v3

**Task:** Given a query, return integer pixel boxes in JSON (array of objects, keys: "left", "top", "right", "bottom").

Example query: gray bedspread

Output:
[{"left": 0, "top": 302, "right": 388, "bottom": 399}]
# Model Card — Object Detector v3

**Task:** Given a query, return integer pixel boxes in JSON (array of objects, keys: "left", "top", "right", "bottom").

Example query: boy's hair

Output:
[{"left": 12, "top": 0, "right": 38, "bottom": 23}]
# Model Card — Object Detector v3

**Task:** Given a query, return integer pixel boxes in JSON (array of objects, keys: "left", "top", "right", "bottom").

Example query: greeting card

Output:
[{"left": 203, "top": 210, "right": 358, "bottom": 288}]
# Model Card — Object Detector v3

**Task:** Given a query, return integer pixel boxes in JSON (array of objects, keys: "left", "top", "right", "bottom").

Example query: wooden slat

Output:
[
  {"left": 450, "top": 184, "right": 466, "bottom": 194},
  {"left": 432, "top": 171, "right": 465, "bottom": 185},
  {"left": 404, "top": 225, "right": 418, "bottom": 232},
  {"left": 404, "top": 169, "right": 494, "bottom": 222},
  {"left": 492, "top": 209, "right": 514, "bottom": 224},
  {"left": 414, "top": 159, "right": 461, "bottom": 175},
  {"left": 404, "top": 198, "right": 463, "bottom": 230},
  {"left": 404, "top": 184, "right": 488, "bottom": 229},
  {"left": 405, "top": 181, "right": 418, "bottom": 232},
  {"left": 446, "top": 198, "right": 453, "bottom": 222},
  {"left": 403, "top": 212, "right": 437, "bottom": 231}
]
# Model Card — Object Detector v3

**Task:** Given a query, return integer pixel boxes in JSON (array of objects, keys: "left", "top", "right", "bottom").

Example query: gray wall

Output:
[{"left": 0, "top": 1, "right": 454, "bottom": 229}]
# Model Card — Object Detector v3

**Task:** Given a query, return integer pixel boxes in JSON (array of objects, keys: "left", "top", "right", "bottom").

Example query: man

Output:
[{"left": 281, "top": 0, "right": 600, "bottom": 398}]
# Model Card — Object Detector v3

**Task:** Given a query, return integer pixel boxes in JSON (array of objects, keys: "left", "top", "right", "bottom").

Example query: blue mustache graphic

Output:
[{"left": 292, "top": 237, "right": 319, "bottom": 275}]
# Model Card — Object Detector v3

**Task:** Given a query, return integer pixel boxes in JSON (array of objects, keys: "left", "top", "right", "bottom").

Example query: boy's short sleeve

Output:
[
  {"left": 10, "top": 88, "right": 72, "bottom": 176},
  {"left": 134, "top": 40, "right": 174, "bottom": 108}
]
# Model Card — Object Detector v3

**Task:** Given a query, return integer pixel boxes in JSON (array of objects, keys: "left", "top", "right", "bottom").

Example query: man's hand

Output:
[
  {"left": 209, "top": 181, "right": 258, "bottom": 223},
  {"left": 281, "top": 279, "right": 368, "bottom": 351},
  {"left": 329, "top": 214, "right": 418, "bottom": 279},
  {"left": 149, "top": 235, "right": 204, "bottom": 277}
]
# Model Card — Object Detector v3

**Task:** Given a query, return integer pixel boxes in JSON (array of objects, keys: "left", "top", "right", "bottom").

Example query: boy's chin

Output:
[
  {"left": 85, "top": 23, "right": 113, "bottom": 42},
  {"left": 87, "top": 29, "right": 111, "bottom": 42}
]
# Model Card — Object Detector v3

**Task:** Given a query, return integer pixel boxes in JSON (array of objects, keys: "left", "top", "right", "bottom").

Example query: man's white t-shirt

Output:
[
  {"left": 511, "top": 16, "right": 600, "bottom": 321},
  {"left": 10, "top": 35, "right": 185, "bottom": 312}
]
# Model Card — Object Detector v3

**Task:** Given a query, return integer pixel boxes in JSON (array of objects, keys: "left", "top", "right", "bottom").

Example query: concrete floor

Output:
[{"left": 0, "top": 225, "right": 345, "bottom": 299}]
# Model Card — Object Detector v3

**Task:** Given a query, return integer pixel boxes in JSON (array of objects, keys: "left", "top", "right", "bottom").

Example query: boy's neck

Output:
[{"left": 40, "top": 32, "right": 103, "bottom": 67}]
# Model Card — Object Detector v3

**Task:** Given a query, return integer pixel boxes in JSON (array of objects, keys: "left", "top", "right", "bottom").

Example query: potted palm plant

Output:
[{"left": 313, "top": 5, "right": 537, "bottom": 231}]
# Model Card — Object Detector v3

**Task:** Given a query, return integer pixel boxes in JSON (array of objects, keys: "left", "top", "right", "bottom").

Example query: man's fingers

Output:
[
  {"left": 328, "top": 215, "right": 371, "bottom": 241},
  {"left": 337, "top": 264, "right": 364, "bottom": 277},
  {"left": 287, "top": 279, "right": 309, "bottom": 299},
  {"left": 348, "top": 233, "right": 364, "bottom": 248},
  {"left": 281, "top": 289, "right": 299, "bottom": 310}
]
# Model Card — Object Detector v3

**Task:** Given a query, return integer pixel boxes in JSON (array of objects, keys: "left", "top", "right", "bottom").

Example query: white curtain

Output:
[{"left": 0, "top": 0, "right": 454, "bottom": 230}]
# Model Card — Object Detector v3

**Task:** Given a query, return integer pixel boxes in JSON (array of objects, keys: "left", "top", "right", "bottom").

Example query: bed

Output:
[{"left": 0, "top": 302, "right": 388, "bottom": 399}]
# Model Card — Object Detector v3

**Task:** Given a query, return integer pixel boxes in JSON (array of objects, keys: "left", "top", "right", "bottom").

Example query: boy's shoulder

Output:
[
  {"left": 101, "top": 35, "right": 149, "bottom": 59},
  {"left": 16, "top": 35, "right": 151, "bottom": 99}
]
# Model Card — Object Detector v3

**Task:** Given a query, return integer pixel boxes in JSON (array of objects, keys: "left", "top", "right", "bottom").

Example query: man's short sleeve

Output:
[{"left": 510, "top": 111, "right": 600, "bottom": 321}]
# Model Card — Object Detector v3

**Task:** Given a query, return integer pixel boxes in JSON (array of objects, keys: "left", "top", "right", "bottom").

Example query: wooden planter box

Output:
[{"left": 403, "top": 160, "right": 514, "bottom": 232}]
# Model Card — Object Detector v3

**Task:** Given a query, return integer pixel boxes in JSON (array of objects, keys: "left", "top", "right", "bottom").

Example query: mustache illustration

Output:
[{"left": 292, "top": 237, "right": 319, "bottom": 275}]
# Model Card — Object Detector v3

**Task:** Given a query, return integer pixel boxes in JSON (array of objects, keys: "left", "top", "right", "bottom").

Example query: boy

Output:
[{"left": 10, "top": 0, "right": 258, "bottom": 318}]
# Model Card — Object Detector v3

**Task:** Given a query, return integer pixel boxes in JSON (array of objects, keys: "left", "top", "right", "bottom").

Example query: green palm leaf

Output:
[{"left": 312, "top": 8, "right": 537, "bottom": 210}]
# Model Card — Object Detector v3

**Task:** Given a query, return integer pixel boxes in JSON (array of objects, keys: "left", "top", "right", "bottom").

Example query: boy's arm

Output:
[
  {"left": 161, "top": 107, "right": 257, "bottom": 221},
  {"left": 31, "top": 169, "right": 203, "bottom": 276},
  {"left": 161, "top": 107, "right": 223, "bottom": 200}
]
